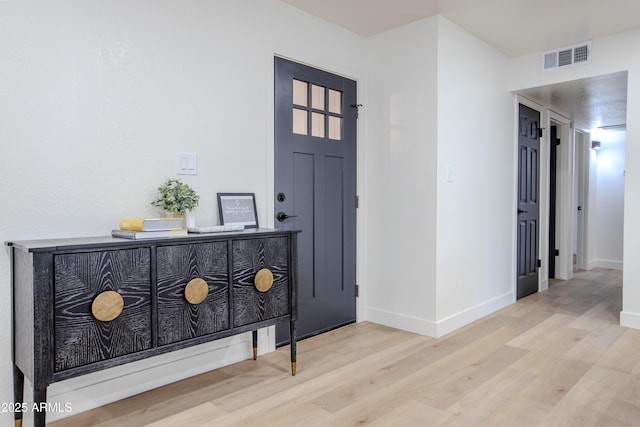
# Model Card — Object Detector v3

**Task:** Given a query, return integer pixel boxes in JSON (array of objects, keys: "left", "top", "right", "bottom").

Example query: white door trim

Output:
[
  {"left": 549, "top": 111, "right": 574, "bottom": 280},
  {"left": 574, "top": 128, "right": 591, "bottom": 271}
]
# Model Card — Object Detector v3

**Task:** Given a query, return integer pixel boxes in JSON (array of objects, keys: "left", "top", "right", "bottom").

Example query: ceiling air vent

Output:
[{"left": 542, "top": 41, "right": 591, "bottom": 71}]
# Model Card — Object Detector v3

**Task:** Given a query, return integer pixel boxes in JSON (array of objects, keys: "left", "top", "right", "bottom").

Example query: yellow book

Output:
[
  {"left": 119, "top": 218, "right": 184, "bottom": 231},
  {"left": 112, "top": 228, "right": 188, "bottom": 239}
]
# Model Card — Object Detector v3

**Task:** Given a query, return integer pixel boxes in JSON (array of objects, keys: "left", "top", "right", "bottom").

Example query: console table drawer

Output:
[
  {"left": 54, "top": 248, "right": 152, "bottom": 372},
  {"left": 157, "top": 242, "right": 230, "bottom": 346},
  {"left": 232, "top": 237, "right": 290, "bottom": 327}
]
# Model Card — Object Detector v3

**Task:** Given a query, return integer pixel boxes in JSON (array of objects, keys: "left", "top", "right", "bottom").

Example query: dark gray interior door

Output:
[
  {"left": 274, "top": 57, "right": 357, "bottom": 344},
  {"left": 517, "top": 104, "right": 541, "bottom": 299}
]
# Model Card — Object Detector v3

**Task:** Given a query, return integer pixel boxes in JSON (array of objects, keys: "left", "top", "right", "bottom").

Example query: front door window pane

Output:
[
  {"left": 311, "top": 84, "right": 325, "bottom": 110},
  {"left": 328, "top": 89, "right": 342, "bottom": 114},
  {"left": 293, "top": 80, "right": 308, "bottom": 107},
  {"left": 311, "top": 112, "right": 325, "bottom": 138},
  {"left": 329, "top": 116, "right": 342, "bottom": 140},
  {"left": 293, "top": 108, "right": 308, "bottom": 135}
]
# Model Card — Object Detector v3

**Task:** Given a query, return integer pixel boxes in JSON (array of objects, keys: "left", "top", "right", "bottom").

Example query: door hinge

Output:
[
  {"left": 538, "top": 128, "right": 543, "bottom": 138},
  {"left": 355, "top": 284, "right": 360, "bottom": 297},
  {"left": 355, "top": 195, "right": 359, "bottom": 209},
  {"left": 537, "top": 259, "right": 542, "bottom": 268},
  {"left": 554, "top": 249, "right": 560, "bottom": 256}
]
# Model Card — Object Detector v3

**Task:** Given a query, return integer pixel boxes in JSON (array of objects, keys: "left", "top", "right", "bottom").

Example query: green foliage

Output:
[{"left": 150, "top": 178, "right": 200, "bottom": 214}]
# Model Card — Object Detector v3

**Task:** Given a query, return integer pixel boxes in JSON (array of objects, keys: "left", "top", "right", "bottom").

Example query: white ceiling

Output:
[
  {"left": 282, "top": 0, "right": 638, "bottom": 129},
  {"left": 281, "top": 0, "right": 640, "bottom": 57},
  {"left": 517, "top": 72, "right": 628, "bottom": 129}
]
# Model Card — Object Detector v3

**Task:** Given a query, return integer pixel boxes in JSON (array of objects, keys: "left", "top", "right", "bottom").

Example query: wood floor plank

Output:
[
  {"left": 564, "top": 324, "right": 626, "bottom": 365},
  {"left": 365, "top": 399, "right": 443, "bottom": 427},
  {"left": 596, "top": 328, "right": 640, "bottom": 373},
  {"left": 211, "top": 327, "right": 424, "bottom": 413},
  {"left": 411, "top": 343, "right": 527, "bottom": 410},
  {"left": 433, "top": 364, "right": 540, "bottom": 426},
  {"left": 538, "top": 365, "right": 629, "bottom": 426},
  {"left": 145, "top": 402, "right": 226, "bottom": 427},
  {"left": 597, "top": 396, "right": 640, "bottom": 426},
  {"left": 506, "top": 313, "right": 587, "bottom": 351}
]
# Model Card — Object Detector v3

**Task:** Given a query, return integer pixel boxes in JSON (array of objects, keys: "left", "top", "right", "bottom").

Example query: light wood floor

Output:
[{"left": 52, "top": 268, "right": 640, "bottom": 426}]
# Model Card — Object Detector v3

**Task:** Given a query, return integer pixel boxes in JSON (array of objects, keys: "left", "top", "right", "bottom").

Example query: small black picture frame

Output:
[{"left": 217, "top": 193, "right": 259, "bottom": 228}]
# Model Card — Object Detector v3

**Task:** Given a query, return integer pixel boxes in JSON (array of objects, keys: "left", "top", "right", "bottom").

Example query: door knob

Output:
[
  {"left": 517, "top": 208, "right": 527, "bottom": 214},
  {"left": 276, "top": 212, "right": 298, "bottom": 222}
]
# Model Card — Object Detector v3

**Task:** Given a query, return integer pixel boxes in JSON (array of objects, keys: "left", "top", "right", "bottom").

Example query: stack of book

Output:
[{"left": 111, "top": 218, "right": 188, "bottom": 240}]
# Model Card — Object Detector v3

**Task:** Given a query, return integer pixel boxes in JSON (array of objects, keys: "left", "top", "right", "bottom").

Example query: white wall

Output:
[
  {"left": 434, "top": 17, "right": 514, "bottom": 335},
  {"left": 508, "top": 28, "right": 640, "bottom": 329},
  {"left": 363, "top": 17, "right": 439, "bottom": 335},
  {"left": 0, "top": 0, "right": 366, "bottom": 423},
  {"left": 363, "top": 16, "right": 514, "bottom": 337},
  {"left": 593, "top": 129, "right": 626, "bottom": 269}
]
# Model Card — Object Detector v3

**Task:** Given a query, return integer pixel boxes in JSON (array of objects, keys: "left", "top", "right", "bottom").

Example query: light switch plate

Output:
[{"left": 177, "top": 152, "right": 197, "bottom": 175}]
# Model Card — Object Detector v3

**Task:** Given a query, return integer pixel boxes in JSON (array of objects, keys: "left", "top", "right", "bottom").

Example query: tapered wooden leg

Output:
[
  {"left": 33, "top": 386, "right": 47, "bottom": 427},
  {"left": 290, "top": 321, "right": 297, "bottom": 376},
  {"left": 13, "top": 365, "right": 24, "bottom": 427},
  {"left": 252, "top": 330, "right": 258, "bottom": 360}
]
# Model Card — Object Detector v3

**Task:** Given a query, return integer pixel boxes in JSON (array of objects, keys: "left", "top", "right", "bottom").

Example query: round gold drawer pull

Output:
[
  {"left": 255, "top": 268, "right": 274, "bottom": 292},
  {"left": 92, "top": 291, "right": 124, "bottom": 322},
  {"left": 185, "top": 278, "right": 209, "bottom": 304}
]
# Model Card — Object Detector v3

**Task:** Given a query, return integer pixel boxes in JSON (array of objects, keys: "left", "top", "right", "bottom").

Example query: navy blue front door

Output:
[{"left": 274, "top": 57, "right": 357, "bottom": 343}]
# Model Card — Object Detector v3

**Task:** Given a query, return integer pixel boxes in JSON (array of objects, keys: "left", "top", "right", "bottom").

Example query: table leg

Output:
[
  {"left": 252, "top": 330, "right": 258, "bottom": 360},
  {"left": 33, "top": 385, "right": 47, "bottom": 427},
  {"left": 13, "top": 365, "right": 24, "bottom": 427},
  {"left": 289, "top": 321, "right": 297, "bottom": 376}
]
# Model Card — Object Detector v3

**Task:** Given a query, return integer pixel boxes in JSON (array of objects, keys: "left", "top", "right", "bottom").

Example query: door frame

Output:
[
  {"left": 574, "top": 128, "right": 591, "bottom": 271},
  {"left": 549, "top": 111, "right": 574, "bottom": 280},
  {"left": 267, "top": 53, "right": 363, "bottom": 339}
]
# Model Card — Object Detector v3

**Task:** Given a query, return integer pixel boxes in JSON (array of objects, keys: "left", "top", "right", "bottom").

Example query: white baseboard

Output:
[
  {"left": 595, "top": 259, "right": 623, "bottom": 270},
  {"left": 620, "top": 311, "right": 640, "bottom": 330},
  {"left": 539, "top": 278, "right": 549, "bottom": 292},
  {"left": 434, "top": 292, "right": 514, "bottom": 337},
  {"left": 585, "top": 259, "right": 623, "bottom": 270},
  {"left": 365, "top": 291, "right": 514, "bottom": 339},
  {"left": 43, "top": 328, "right": 274, "bottom": 422},
  {"left": 365, "top": 306, "right": 437, "bottom": 337}
]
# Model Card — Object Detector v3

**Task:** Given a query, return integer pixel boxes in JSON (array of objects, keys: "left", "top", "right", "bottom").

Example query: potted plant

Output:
[{"left": 151, "top": 178, "right": 200, "bottom": 217}]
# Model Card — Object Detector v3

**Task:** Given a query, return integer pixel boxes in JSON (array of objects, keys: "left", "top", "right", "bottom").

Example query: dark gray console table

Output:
[{"left": 7, "top": 229, "right": 298, "bottom": 427}]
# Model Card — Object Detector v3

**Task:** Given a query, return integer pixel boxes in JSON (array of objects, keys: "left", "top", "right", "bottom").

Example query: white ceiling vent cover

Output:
[{"left": 542, "top": 41, "right": 591, "bottom": 71}]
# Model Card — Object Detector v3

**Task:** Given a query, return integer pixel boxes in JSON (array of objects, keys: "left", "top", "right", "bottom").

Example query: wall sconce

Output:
[{"left": 591, "top": 140, "right": 602, "bottom": 150}]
